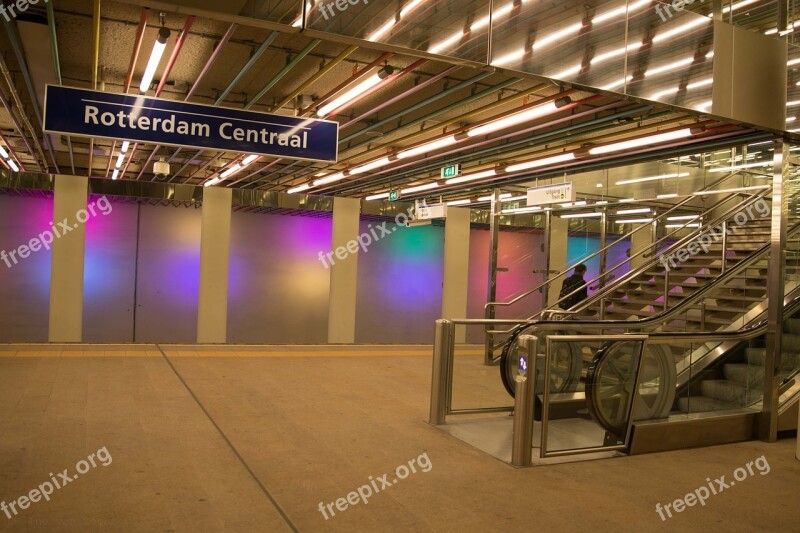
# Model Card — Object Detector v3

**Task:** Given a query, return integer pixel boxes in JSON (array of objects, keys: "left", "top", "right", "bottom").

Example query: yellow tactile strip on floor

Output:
[{"left": 0, "top": 345, "right": 485, "bottom": 358}]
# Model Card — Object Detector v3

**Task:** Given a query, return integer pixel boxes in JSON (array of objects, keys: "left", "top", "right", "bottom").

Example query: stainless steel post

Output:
[
  {"left": 430, "top": 319, "right": 455, "bottom": 425},
  {"left": 484, "top": 189, "right": 501, "bottom": 365},
  {"left": 542, "top": 209, "right": 552, "bottom": 305},
  {"left": 511, "top": 334, "right": 537, "bottom": 467},
  {"left": 599, "top": 208, "right": 607, "bottom": 288},
  {"left": 721, "top": 220, "right": 728, "bottom": 273},
  {"left": 762, "top": 138, "right": 789, "bottom": 442}
]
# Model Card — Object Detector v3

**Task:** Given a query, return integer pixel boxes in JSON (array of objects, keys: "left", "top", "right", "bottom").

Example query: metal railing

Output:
[{"left": 483, "top": 185, "right": 773, "bottom": 362}]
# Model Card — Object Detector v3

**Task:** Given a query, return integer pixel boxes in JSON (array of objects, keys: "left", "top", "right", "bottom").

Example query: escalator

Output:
[{"left": 497, "top": 214, "right": 800, "bottom": 452}]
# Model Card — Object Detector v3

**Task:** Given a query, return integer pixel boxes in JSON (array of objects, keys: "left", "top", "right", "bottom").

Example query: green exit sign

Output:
[
  {"left": 388, "top": 190, "right": 400, "bottom": 201},
  {"left": 441, "top": 164, "right": 461, "bottom": 179}
]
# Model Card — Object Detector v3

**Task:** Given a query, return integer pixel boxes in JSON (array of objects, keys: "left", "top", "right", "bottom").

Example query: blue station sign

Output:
[{"left": 43, "top": 85, "right": 339, "bottom": 163}]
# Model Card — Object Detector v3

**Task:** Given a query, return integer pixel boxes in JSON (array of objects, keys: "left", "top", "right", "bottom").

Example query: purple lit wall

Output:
[
  {"left": 355, "top": 222, "right": 444, "bottom": 343},
  {"left": 83, "top": 199, "right": 138, "bottom": 343},
  {"left": 0, "top": 195, "right": 53, "bottom": 342},
  {"left": 227, "top": 212, "right": 331, "bottom": 344},
  {"left": 134, "top": 204, "right": 201, "bottom": 343},
  {"left": 567, "top": 235, "right": 631, "bottom": 295}
]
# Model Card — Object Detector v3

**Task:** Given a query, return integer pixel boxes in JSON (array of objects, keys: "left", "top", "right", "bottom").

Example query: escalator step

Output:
[
  {"left": 676, "top": 395, "right": 740, "bottom": 413},
  {"left": 723, "top": 364, "right": 764, "bottom": 386},
  {"left": 700, "top": 380, "right": 761, "bottom": 405}
]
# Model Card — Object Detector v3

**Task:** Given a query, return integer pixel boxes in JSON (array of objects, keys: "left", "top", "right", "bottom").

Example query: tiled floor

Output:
[{"left": 0, "top": 345, "right": 798, "bottom": 532}]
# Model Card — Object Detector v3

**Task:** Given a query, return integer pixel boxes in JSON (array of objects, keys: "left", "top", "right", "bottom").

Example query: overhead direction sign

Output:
[
  {"left": 527, "top": 182, "right": 575, "bottom": 206},
  {"left": 43, "top": 85, "right": 339, "bottom": 163}
]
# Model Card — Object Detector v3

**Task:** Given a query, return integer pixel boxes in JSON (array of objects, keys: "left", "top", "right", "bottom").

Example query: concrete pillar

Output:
[
  {"left": 197, "top": 187, "right": 232, "bottom": 344},
  {"left": 328, "top": 197, "right": 360, "bottom": 344},
  {"left": 49, "top": 175, "right": 88, "bottom": 342},
  {"left": 547, "top": 216, "right": 569, "bottom": 307},
  {"left": 442, "top": 207, "right": 470, "bottom": 343}
]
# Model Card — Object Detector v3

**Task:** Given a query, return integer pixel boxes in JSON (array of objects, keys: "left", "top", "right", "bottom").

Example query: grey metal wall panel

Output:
[
  {"left": 355, "top": 222, "right": 445, "bottom": 344},
  {"left": 82, "top": 201, "right": 138, "bottom": 343},
  {"left": 134, "top": 204, "right": 202, "bottom": 343},
  {"left": 227, "top": 211, "right": 332, "bottom": 344},
  {"left": 0, "top": 195, "right": 52, "bottom": 342}
]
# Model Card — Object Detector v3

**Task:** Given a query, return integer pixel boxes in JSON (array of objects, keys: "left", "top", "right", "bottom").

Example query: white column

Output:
[
  {"left": 49, "top": 175, "right": 88, "bottom": 342},
  {"left": 328, "top": 197, "right": 360, "bottom": 343},
  {"left": 442, "top": 207, "right": 471, "bottom": 343},
  {"left": 197, "top": 187, "right": 232, "bottom": 344}
]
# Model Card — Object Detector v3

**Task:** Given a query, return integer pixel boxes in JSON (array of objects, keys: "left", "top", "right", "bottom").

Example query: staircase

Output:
[
  {"left": 582, "top": 217, "right": 774, "bottom": 327},
  {"left": 678, "top": 318, "right": 800, "bottom": 412}
]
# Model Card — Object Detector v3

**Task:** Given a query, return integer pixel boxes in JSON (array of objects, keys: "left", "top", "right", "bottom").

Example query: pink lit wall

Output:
[{"left": 0, "top": 195, "right": 53, "bottom": 342}]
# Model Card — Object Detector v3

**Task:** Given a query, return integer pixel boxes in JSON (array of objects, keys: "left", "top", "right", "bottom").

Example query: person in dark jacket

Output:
[{"left": 558, "top": 263, "right": 588, "bottom": 310}]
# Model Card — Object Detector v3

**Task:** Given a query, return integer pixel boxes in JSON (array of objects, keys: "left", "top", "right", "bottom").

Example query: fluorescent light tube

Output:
[
  {"left": 401, "top": 182, "right": 439, "bottom": 194},
  {"left": 287, "top": 184, "right": 311, "bottom": 194},
  {"left": 652, "top": 17, "right": 710, "bottom": 44},
  {"left": 242, "top": 154, "right": 259, "bottom": 165},
  {"left": 7, "top": 159, "right": 19, "bottom": 172},
  {"left": 116, "top": 153, "right": 125, "bottom": 168},
  {"left": 505, "top": 153, "right": 576, "bottom": 173},
  {"left": 616, "top": 208, "right": 651, "bottom": 215},
  {"left": 221, "top": 164, "right": 242, "bottom": 178},
  {"left": 398, "top": 136, "right": 458, "bottom": 159},
  {"left": 666, "top": 223, "right": 700, "bottom": 228},
  {"left": 492, "top": 48, "right": 526, "bottom": 66},
  {"left": 318, "top": 73, "right": 383, "bottom": 117},
  {"left": 121, "top": 141, "right": 130, "bottom": 153},
  {"left": 560, "top": 212, "right": 602, "bottom": 219},
  {"left": 367, "top": 19, "right": 396, "bottom": 41},
  {"left": 708, "top": 162, "right": 772, "bottom": 172},
  {"left": 616, "top": 218, "right": 653, "bottom": 223},
  {"left": 312, "top": 172, "right": 346, "bottom": 186},
  {"left": 657, "top": 193, "right": 679, "bottom": 199},
  {"left": 644, "top": 56, "right": 695, "bottom": 78},
  {"left": 615, "top": 172, "right": 690, "bottom": 185},
  {"left": 0, "top": 146, "right": 9, "bottom": 158},
  {"left": 366, "top": 192, "right": 390, "bottom": 201},
  {"left": 478, "top": 193, "right": 512, "bottom": 201},
  {"left": 350, "top": 157, "right": 390, "bottom": 175},
  {"left": 446, "top": 169, "right": 496, "bottom": 185},
  {"left": 447, "top": 199, "right": 472, "bottom": 206},
  {"left": 139, "top": 28, "right": 170, "bottom": 93},
  {"left": 667, "top": 215, "right": 699, "bottom": 221},
  {"left": 469, "top": 101, "right": 561, "bottom": 137},
  {"left": 112, "top": 169, "right": 119, "bottom": 180},
  {"left": 533, "top": 22, "right": 583, "bottom": 50},
  {"left": 589, "top": 128, "right": 694, "bottom": 155},
  {"left": 502, "top": 206, "right": 542, "bottom": 214}
]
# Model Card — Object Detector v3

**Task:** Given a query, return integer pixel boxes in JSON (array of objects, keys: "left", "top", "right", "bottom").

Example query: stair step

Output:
[
  {"left": 723, "top": 363, "right": 764, "bottom": 386},
  {"left": 746, "top": 348, "right": 766, "bottom": 366},
  {"left": 700, "top": 380, "right": 761, "bottom": 405},
  {"left": 677, "top": 396, "right": 740, "bottom": 413}
]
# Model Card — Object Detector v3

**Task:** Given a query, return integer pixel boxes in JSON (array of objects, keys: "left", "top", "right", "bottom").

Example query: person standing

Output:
[{"left": 558, "top": 263, "right": 588, "bottom": 310}]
